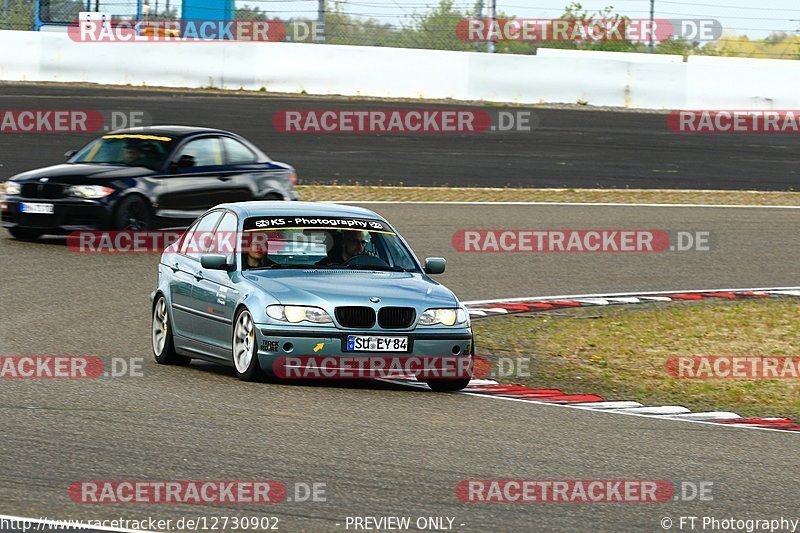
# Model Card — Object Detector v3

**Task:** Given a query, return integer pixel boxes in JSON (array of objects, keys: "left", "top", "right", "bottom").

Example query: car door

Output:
[
  {"left": 191, "top": 210, "right": 241, "bottom": 350},
  {"left": 169, "top": 210, "right": 223, "bottom": 340},
  {"left": 219, "top": 136, "right": 264, "bottom": 202},
  {"left": 158, "top": 136, "right": 238, "bottom": 217}
]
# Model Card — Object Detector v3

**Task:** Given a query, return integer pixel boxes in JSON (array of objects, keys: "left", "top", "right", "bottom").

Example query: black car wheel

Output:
[
  {"left": 114, "top": 195, "right": 152, "bottom": 230},
  {"left": 426, "top": 377, "right": 472, "bottom": 392},
  {"left": 7, "top": 227, "right": 44, "bottom": 240}
]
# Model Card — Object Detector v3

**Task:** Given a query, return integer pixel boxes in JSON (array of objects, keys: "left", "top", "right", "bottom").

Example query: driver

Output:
[
  {"left": 122, "top": 141, "right": 156, "bottom": 167},
  {"left": 316, "top": 230, "right": 368, "bottom": 266},
  {"left": 342, "top": 230, "right": 368, "bottom": 261}
]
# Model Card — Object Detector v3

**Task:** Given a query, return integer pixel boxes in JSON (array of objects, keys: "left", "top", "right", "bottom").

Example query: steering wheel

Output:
[{"left": 343, "top": 253, "right": 390, "bottom": 268}]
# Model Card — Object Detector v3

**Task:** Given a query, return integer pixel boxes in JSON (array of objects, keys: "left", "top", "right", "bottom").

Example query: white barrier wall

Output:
[{"left": 0, "top": 29, "right": 798, "bottom": 110}]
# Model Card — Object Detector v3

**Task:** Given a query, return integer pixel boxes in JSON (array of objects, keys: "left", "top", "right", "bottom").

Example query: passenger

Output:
[{"left": 243, "top": 233, "right": 273, "bottom": 269}]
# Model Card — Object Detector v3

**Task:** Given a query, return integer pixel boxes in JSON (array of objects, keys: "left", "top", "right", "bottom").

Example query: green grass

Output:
[{"left": 473, "top": 299, "right": 800, "bottom": 420}]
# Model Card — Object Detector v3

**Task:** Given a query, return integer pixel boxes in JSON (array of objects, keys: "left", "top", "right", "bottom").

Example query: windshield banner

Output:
[{"left": 244, "top": 216, "right": 391, "bottom": 232}]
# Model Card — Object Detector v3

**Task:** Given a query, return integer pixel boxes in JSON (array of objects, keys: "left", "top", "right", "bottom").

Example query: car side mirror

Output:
[
  {"left": 424, "top": 257, "right": 446, "bottom": 275},
  {"left": 64, "top": 150, "right": 77, "bottom": 159},
  {"left": 171, "top": 155, "right": 196, "bottom": 172},
  {"left": 200, "top": 254, "right": 231, "bottom": 271}
]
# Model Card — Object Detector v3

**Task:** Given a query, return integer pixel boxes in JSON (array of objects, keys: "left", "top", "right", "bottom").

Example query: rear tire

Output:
[
  {"left": 152, "top": 295, "right": 191, "bottom": 366},
  {"left": 232, "top": 308, "right": 264, "bottom": 381},
  {"left": 8, "top": 227, "right": 43, "bottom": 240}
]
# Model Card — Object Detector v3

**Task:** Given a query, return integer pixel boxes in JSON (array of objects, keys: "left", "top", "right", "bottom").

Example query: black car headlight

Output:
[
  {"left": 67, "top": 185, "right": 114, "bottom": 199},
  {"left": 4, "top": 181, "right": 21, "bottom": 196}
]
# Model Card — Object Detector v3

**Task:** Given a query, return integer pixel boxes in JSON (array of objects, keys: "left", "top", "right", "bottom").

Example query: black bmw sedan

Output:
[{"left": 1, "top": 126, "right": 299, "bottom": 239}]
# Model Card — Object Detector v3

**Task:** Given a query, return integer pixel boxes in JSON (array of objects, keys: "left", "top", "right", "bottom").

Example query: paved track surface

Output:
[
  {"left": 1, "top": 203, "right": 798, "bottom": 532},
  {"left": 1, "top": 84, "right": 800, "bottom": 189}
]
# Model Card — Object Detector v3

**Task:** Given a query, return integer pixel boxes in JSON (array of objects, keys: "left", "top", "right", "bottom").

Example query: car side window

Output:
[
  {"left": 213, "top": 212, "right": 239, "bottom": 265},
  {"left": 181, "top": 211, "right": 223, "bottom": 259},
  {"left": 222, "top": 137, "right": 257, "bottom": 164},
  {"left": 174, "top": 137, "right": 223, "bottom": 168}
]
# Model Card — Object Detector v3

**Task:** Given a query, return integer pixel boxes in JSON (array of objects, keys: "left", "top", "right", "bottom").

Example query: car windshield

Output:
[
  {"left": 240, "top": 216, "right": 420, "bottom": 272},
  {"left": 71, "top": 134, "right": 174, "bottom": 170}
]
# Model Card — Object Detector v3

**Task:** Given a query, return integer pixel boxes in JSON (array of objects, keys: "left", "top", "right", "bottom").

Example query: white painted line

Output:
[
  {"left": 571, "top": 401, "right": 644, "bottom": 409},
  {"left": 613, "top": 406, "right": 693, "bottom": 415},
  {"left": 0, "top": 514, "right": 154, "bottom": 533},
  {"left": 463, "top": 286, "right": 800, "bottom": 305},
  {"left": 666, "top": 412, "right": 742, "bottom": 421},
  {"left": 340, "top": 201, "right": 800, "bottom": 209}
]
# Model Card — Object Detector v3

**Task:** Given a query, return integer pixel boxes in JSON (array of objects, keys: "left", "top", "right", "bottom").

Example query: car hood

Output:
[
  {"left": 241, "top": 269, "right": 459, "bottom": 310},
  {"left": 11, "top": 164, "right": 157, "bottom": 183}
]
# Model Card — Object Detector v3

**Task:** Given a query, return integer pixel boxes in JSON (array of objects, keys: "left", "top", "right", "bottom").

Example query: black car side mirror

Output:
[
  {"left": 64, "top": 150, "right": 77, "bottom": 159},
  {"left": 170, "top": 155, "right": 196, "bottom": 173},
  {"left": 178, "top": 155, "right": 196, "bottom": 168}
]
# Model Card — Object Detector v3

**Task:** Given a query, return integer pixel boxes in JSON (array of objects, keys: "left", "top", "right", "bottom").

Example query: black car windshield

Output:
[
  {"left": 240, "top": 216, "right": 420, "bottom": 272},
  {"left": 71, "top": 134, "right": 175, "bottom": 170}
]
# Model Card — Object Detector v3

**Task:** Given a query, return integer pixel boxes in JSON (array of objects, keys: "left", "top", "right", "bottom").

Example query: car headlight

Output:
[
  {"left": 418, "top": 308, "right": 469, "bottom": 327},
  {"left": 266, "top": 305, "right": 332, "bottom": 324},
  {"left": 4, "top": 181, "right": 21, "bottom": 196},
  {"left": 67, "top": 185, "right": 115, "bottom": 199}
]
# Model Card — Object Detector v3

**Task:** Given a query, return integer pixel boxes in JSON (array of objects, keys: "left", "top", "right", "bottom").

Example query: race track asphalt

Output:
[
  {"left": 1, "top": 202, "right": 798, "bottom": 532},
  {"left": 1, "top": 83, "right": 799, "bottom": 190}
]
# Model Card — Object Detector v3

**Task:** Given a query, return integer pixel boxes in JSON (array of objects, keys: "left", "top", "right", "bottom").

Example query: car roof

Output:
[
  {"left": 106, "top": 125, "right": 235, "bottom": 139},
  {"left": 216, "top": 201, "right": 388, "bottom": 222}
]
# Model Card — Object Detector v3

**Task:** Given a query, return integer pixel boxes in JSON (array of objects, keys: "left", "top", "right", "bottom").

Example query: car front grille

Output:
[
  {"left": 334, "top": 306, "right": 376, "bottom": 328},
  {"left": 378, "top": 307, "right": 416, "bottom": 329},
  {"left": 20, "top": 183, "right": 66, "bottom": 199}
]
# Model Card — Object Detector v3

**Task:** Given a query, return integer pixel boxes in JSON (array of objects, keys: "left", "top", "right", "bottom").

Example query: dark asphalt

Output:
[
  {"left": 1, "top": 203, "right": 798, "bottom": 532},
  {"left": 1, "top": 83, "right": 799, "bottom": 190}
]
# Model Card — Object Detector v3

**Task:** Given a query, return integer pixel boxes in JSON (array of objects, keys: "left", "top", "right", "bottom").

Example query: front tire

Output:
[
  {"left": 8, "top": 227, "right": 44, "bottom": 240},
  {"left": 152, "top": 296, "right": 191, "bottom": 365},
  {"left": 114, "top": 195, "right": 152, "bottom": 230},
  {"left": 232, "top": 308, "right": 263, "bottom": 381},
  {"left": 426, "top": 378, "right": 472, "bottom": 392}
]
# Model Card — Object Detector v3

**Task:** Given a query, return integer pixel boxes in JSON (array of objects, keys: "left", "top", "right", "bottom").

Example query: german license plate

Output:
[
  {"left": 346, "top": 335, "right": 408, "bottom": 352},
  {"left": 20, "top": 202, "right": 54, "bottom": 214}
]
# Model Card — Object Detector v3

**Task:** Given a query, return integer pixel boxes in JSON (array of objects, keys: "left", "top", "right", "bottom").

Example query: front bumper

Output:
[
  {"left": 255, "top": 326, "right": 473, "bottom": 375},
  {"left": 2, "top": 198, "right": 111, "bottom": 233}
]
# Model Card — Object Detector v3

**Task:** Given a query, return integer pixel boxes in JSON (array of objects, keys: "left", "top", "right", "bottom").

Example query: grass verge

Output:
[
  {"left": 297, "top": 185, "right": 800, "bottom": 206},
  {"left": 472, "top": 298, "right": 800, "bottom": 420}
]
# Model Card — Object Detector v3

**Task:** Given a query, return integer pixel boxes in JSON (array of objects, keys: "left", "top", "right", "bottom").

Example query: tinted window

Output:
[
  {"left": 175, "top": 137, "right": 223, "bottom": 167},
  {"left": 222, "top": 137, "right": 257, "bottom": 164},
  {"left": 181, "top": 211, "right": 223, "bottom": 259}
]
